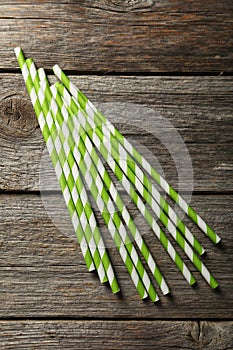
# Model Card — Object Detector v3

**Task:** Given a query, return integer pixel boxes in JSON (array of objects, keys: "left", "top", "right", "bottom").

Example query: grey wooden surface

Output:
[
  {"left": 1, "top": 1, "right": 233, "bottom": 72},
  {"left": 0, "top": 321, "right": 232, "bottom": 350},
  {"left": 0, "top": 193, "right": 232, "bottom": 319},
  {"left": 0, "top": 1, "right": 233, "bottom": 349}
]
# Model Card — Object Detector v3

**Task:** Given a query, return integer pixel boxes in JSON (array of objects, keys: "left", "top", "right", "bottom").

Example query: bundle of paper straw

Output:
[{"left": 14, "top": 47, "right": 221, "bottom": 302}]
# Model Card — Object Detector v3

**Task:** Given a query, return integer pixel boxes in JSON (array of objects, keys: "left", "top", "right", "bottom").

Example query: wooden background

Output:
[{"left": 0, "top": 1, "right": 233, "bottom": 349}]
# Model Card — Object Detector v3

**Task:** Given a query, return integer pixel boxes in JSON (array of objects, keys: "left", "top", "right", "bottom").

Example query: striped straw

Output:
[
  {"left": 14, "top": 48, "right": 95, "bottom": 275},
  {"left": 26, "top": 58, "right": 123, "bottom": 291},
  {"left": 53, "top": 65, "right": 221, "bottom": 246},
  {"left": 59, "top": 85, "right": 219, "bottom": 289},
  {"left": 28, "top": 60, "right": 111, "bottom": 285},
  {"left": 38, "top": 72, "right": 152, "bottom": 301},
  {"left": 49, "top": 82, "right": 168, "bottom": 297},
  {"left": 56, "top": 83, "right": 196, "bottom": 287},
  {"left": 52, "top": 67, "right": 205, "bottom": 256},
  {"left": 50, "top": 83, "right": 169, "bottom": 296}
]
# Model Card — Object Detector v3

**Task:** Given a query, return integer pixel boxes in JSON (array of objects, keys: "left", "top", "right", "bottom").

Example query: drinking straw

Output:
[
  {"left": 52, "top": 67, "right": 205, "bottom": 256},
  {"left": 25, "top": 58, "right": 121, "bottom": 292},
  {"left": 53, "top": 65, "right": 221, "bottom": 246},
  {"left": 47, "top": 82, "right": 169, "bottom": 294},
  {"left": 39, "top": 70, "right": 159, "bottom": 302},
  {"left": 35, "top": 74, "right": 150, "bottom": 298},
  {"left": 59, "top": 84, "right": 219, "bottom": 289},
  {"left": 56, "top": 84, "right": 196, "bottom": 287},
  {"left": 16, "top": 49, "right": 150, "bottom": 297},
  {"left": 49, "top": 82, "right": 169, "bottom": 296},
  {"left": 14, "top": 47, "right": 95, "bottom": 275}
]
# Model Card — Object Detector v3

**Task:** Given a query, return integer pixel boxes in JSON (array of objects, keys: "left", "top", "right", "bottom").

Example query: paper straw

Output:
[
  {"left": 53, "top": 65, "right": 221, "bottom": 246},
  {"left": 52, "top": 67, "right": 205, "bottom": 256},
  {"left": 50, "top": 84, "right": 169, "bottom": 296},
  {"left": 38, "top": 73, "right": 151, "bottom": 301},
  {"left": 14, "top": 48, "right": 96, "bottom": 275},
  {"left": 57, "top": 83, "right": 196, "bottom": 287},
  {"left": 26, "top": 58, "right": 124, "bottom": 291},
  {"left": 60, "top": 84, "right": 219, "bottom": 289},
  {"left": 51, "top": 86, "right": 169, "bottom": 295},
  {"left": 49, "top": 82, "right": 166, "bottom": 299}
]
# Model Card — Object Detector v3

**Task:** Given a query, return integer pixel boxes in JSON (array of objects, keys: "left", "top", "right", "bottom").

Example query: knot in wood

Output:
[
  {"left": 0, "top": 95, "right": 38, "bottom": 137},
  {"left": 110, "top": 0, "right": 154, "bottom": 11}
]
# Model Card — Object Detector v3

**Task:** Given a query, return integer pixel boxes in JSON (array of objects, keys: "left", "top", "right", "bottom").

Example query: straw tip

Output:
[
  {"left": 53, "top": 64, "right": 62, "bottom": 79},
  {"left": 141, "top": 292, "right": 148, "bottom": 300},
  {"left": 154, "top": 296, "right": 160, "bottom": 303},
  {"left": 163, "top": 288, "right": 170, "bottom": 296},
  {"left": 200, "top": 248, "right": 206, "bottom": 256},
  {"left": 14, "top": 47, "right": 21, "bottom": 56},
  {"left": 190, "top": 277, "right": 196, "bottom": 286},
  {"left": 38, "top": 68, "right": 46, "bottom": 81},
  {"left": 53, "top": 64, "right": 59, "bottom": 70},
  {"left": 112, "top": 287, "right": 121, "bottom": 294}
]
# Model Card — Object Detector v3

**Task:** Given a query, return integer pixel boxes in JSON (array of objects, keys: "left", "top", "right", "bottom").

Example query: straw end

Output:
[
  {"left": 38, "top": 67, "right": 47, "bottom": 81},
  {"left": 53, "top": 64, "right": 62, "bottom": 80},
  {"left": 200, "top": 248, "right": 206, "bottom": 256},
  {"left": 163, "top": 288, "right": 170, "bottom": 296},
  {"left": 14, "top": 47, "right": 21, "bottom": 57},
  {"left": 154, "top": 295, "right": 160, "bottom": 303}
]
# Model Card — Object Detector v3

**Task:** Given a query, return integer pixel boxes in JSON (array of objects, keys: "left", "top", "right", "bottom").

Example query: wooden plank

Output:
[
  {"left": 0, "top": 320, "right": 232, "bottom": 350},
  {"left": 0, "top": 74, "right": 232, "bottom": 191},
  {"left": 0, "top": 1, "right": 232, "bottom": 72},
  {"left": 0, "top": 193, "right": 232, "bottom": 318}
]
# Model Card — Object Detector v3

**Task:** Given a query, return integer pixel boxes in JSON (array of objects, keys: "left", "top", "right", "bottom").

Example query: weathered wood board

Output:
[
  {"left": 0, "top": 75, "right": 232, "bottom": 191},
  {"left": 0, "top": 321, "right": 232, "bottom": 350},
  {"left": 0, "top": 1, "right": 233, "bottom": 72},
  {"left": 0, "top": 1, "right": 232, "bottom": 348},
  {"left": 0, "top": 193, "right": 232, "bottom": 318}
]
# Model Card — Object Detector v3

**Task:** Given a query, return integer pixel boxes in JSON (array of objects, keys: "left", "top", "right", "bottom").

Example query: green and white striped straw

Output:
[
  {"left": 14, "top": 48, "right": 96, "bottom": 276},
  {"left": 53, "top": 65, "right": 221, "bottom": 246},
  {"left": 52, "top": 66, "right": 205, "bottom": 256},
  {"left": 57, "top": 83, "right": 197, "bottom": 287},
  {"left": 15, "top": 48, "right": 153, "bottom": 300},
  {"left": 26, "top": 59, "right": 111, "bottom": 286},
  {"left": 49, "top": 82, "right": 168, "bottom": 297},
  {"left": 59, "top": 85, "right": 218, "bottom": 289},
  {"left": 50, "top": 83, "right": 169, "bottom": 296},
  {"left": 27, "top": 60, "right": 113, "bottom": 286},
  {"left": 38, "top": 72, "right": 153, "bottom": 301},
  {"left": 25, "top": 58, "right": 122, "bottom": 292},
  {"left": 15, "top": 48, "right": 220, "bottom": 298}
]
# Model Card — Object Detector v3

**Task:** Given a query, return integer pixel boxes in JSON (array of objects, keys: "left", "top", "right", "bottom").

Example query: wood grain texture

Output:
[
  {"left": 0, "top": 1, "right": 233, "bottom": 72},
  {"left": 0, "top": 74, "right": 232, "bottom": 191},
  {"left": 1, "top": 1, "right": 232, "bottom": 347},
  {"left": 0, "top": 320, "right": 232, "bottom": 350},
  {"left": 0, "top": 193, "right": 232, "bottom": 318}
]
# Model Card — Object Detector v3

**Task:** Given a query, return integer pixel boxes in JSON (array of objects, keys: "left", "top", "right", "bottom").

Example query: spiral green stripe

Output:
[
  {"left": 53, "top": 65, "right": 220, "bottom": 246},
  {"left": 14, "top": 48, "right": 94, "bottom": 274},
  {"left": 57, "top": 83, "right": 196, "bottom": 287},
  {"left": 54, "top": 85, "right": 165, "bottom": 300},
  {"left": 52, "top": 84, "right": 169, "bottom": 295},
  {"left": 38, "top": 74, "right": 149, "bottom": 300},
  {"left": 27, "top": 59, "right": 109, "bottom": 285},
  {"left": 63, "top": 88, "right": 218, "bottom": 289}
]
